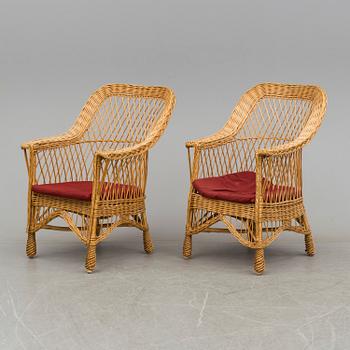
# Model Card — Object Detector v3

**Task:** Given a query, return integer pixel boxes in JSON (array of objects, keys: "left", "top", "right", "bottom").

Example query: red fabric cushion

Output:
[
  {"left": 32, "top": 181, "right": 141, "bottom": 201},
  {"left": 192, "top": 171, "right": 296, "bottom": 203},
  {"left": 193, "top": 171, "right": 257, "bottom": 203}
]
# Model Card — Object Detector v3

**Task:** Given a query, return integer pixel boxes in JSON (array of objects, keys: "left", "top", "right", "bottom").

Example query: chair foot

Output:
[
  {"left": 143, "top": 230, "right": 154, "bottom": 254},
  {"left": 254, "top": 248, "right": 265, "bottom": 274},
  {"left": 304, "top": 233, "right": 315, "bottom": 256},
  {"left": 183, "top": 235, "right": 192, "bottom": 258},
  {"left": 85, "top": 244, "right": 96, "bottom": 273},
  {"left": 26, "top": 232, "right": 37, "bottom": 258}
]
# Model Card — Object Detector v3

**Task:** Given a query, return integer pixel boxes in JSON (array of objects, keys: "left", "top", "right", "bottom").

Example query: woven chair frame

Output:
[
  {"left": 183, "top": 83, "right": 326, "bottom": 274},
  {"left": 22, "top": 84, "right": 175, "bottom": 272}
]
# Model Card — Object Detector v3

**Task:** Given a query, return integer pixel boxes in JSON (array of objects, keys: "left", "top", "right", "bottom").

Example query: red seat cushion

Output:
[
  {"left": 192, "top": 171, "right": 296, "bottom": 203},
  {"left": 32, "top": 181, "right": 141, "bottom": 201}
]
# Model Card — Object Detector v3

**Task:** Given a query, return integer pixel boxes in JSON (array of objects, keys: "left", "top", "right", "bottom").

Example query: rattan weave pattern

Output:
[
  {"left": 22, "top": 84, "right": 175, "bottom": 272},
  {"left": 183, "top": 83, "right": 326, "bottom": 274}
]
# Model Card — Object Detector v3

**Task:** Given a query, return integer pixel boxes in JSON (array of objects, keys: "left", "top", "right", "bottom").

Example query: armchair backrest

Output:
[
  {"left": 73, "top": 84, "right": 175, "bottom": 151},
  {"left": 232, "top": 83, "right": 325, "bottom": 145},
  {"left": 223, "top": 83, "right": 326, "bottom": 170},
  {"left": 33, "top": 85, "right": 175, "bottom": 184}
]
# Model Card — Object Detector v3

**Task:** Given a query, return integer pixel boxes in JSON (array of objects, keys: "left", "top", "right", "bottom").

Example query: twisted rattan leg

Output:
[
  {"left": 85, "top": 216, "right": 98, "bottom": 273},
  {"left": 140, "top": 212, "right": 153, "bottom": 254},
  {"left": 304, "top": 234, "right": 315, "bottom": 256},
  {"left": 85, "top": 244, "right": 96, "bottom": 273},
  {"left": 254, "top": 248, "right": 265, "bottom": 274},
  {"left": 183, "top": 234, "right": 192, "bottom": 258},
  {"left": 299, "top": 213, "right": 315, "bottom": 256},
  {"left": 143, "top": 230, "right": 154, "bottom": 254},
  {"left": 26, "top": 232, "right": 37, "bottom": 258}
]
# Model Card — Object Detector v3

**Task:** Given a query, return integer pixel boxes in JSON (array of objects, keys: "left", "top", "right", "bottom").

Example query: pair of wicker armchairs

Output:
[{"left": 22, "top": 83, "right": 326, "bottom": 274}]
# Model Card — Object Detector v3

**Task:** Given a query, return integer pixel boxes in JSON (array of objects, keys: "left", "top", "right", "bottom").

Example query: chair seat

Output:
[
  {"left": 32, "top": 181, "right": 141, "bottom": 201},
  {"left": 192, "top": 171, "right": 296, "bottom": 203}
]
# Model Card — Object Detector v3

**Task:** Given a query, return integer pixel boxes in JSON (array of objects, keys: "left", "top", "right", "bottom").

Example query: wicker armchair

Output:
[
  {"left": 183, "top": 83, "right": 326, "bottom": 274},
  {"left": 22, "top": 84, "right": 175, "bottom": 272}
]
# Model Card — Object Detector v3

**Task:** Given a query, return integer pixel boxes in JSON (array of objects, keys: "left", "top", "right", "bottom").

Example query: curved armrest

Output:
[
  {"left": 186, "top": 129, "right": 236, "bottom": 149},
  {"left": 21, "top": 129, "right": 80, "bottom": 151},
  {"left": 256, "top": 134, "right": 310, "bottom": 158},
  {"left": 21, "top": 132, "right": 79, "bottom": 150},
  {"left": 95, "top": 138, "right": 153, "bottom": 161}
]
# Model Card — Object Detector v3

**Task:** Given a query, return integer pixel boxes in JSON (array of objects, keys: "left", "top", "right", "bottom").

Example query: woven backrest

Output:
[
  {"left": 73, "top": 84, "right": 173, "bottom": 150},
  {"left": 35, "top": 84, "right": 175, "bottom": 184},
  {"left": 82, "top": 86, "right": 166, "bottom": 145},
  {"left": 232, "top": 83, "right": 324, "bottom": 145},
  {"left": 223, "top": 83, "right": 326, "bottom": 171},
  {"left": 196, "top": 83, "right": 326, "bottom": 178}
]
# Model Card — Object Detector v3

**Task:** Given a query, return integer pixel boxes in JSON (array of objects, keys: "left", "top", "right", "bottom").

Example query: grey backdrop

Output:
[{"left": 1, "top": 0, "right": 349, "bottom": 242}]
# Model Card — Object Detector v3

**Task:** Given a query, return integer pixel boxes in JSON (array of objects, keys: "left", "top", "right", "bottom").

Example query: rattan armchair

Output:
[
  {"left": 22, "top": 84, "right": 175, "bottom": 272},
  {"left": 183, "top": 83, "right": 326, "bottom": 274}
]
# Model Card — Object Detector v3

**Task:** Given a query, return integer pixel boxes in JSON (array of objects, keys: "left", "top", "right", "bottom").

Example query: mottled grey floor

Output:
[{"left": 1, "top": 229, "right": 349, "bottom": 350}]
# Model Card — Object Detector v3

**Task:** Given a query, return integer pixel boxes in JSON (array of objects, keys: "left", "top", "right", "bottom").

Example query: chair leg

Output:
[
  {"left": 139, "top": 212, "right": 153, "bottom": 254},
  {"left": 143, "top": 230, "right": 154, "bottom": 254},
  {"left": 26, "top": 231, "right": 37, "bottom": 258},
  {"left": 183, "top": 233, "right": 192, "bottom": 258},
  {"left": 254, "top": 248, "right": 265, "bottom": 274},
  {"left": 304, "top": 234, "right": 315, "bottom": 256},
  {"left": 183, "top": 202, "right": 194, "bottom": 258},
  {"left": 85, "top": 217, "right": 98, "bottom": 273},
  {"left": 300, "top": 213, "right": 315, "bottom": 256},
  {"left": 85, "top": 244, "right": 96, "bottom": 273},
  {"left": 26, "top": 202, "right": 37, "bottom": 258}
]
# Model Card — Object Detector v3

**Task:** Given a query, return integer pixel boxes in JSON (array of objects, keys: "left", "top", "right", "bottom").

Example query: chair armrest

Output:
[
  {"left": 256, "top": 138, "right": 306, "bottom": 158},
  {"left": 21, "top": 129, "right": 81, "bottom": 151},
  {"left": 186, "top": 129, "right": 236, "bottom": 150},
  {"left": 95, "top": 139, "right": 153, "bottom": 161}
]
